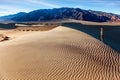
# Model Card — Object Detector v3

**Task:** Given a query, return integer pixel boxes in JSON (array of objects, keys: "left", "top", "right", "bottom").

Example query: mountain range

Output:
[{"left": 0, "top": 7, "right": 120, "bottom": 22}]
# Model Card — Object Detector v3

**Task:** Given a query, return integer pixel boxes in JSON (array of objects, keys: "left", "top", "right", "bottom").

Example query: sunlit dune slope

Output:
[{"left": 0, "top": 26, "right": 119, "bottom": 80}]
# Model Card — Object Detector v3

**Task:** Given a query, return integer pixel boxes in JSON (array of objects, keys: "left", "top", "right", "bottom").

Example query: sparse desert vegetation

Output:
[
  {"left": 15, "top": 23, "right": 59, "bottom": 31},
  {"left": 0, "top": 34, "right": 9, "bottom": 41}
]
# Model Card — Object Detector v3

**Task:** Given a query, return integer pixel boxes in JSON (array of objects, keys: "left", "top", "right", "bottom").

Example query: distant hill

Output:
[
  {"left": 0, "top": 12, "right": 27, "bottom": 22},
  {"left": 0, "top": 8, "right": 120, "bottom": 22}
]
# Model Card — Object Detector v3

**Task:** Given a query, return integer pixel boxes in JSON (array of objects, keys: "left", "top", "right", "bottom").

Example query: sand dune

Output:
[{"left": 0, "top": 26, "right": 119, "bottom": 80}]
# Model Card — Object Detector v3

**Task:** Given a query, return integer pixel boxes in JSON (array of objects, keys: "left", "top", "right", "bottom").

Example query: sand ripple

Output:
[{"left": 0, "top": 26, "right": 119, "bottom": 80}]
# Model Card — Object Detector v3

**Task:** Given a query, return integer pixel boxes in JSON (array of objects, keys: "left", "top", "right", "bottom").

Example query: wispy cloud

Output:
[
  {"left": 66, "top": 0, "right": 119, "bottom": 6},
  {"left": 0, "top": 0, "right": 61, "bottom": 16},
  {"left": 26, "top": 0, "right": 61, "bottom": 8},
  {"left": 92, "top": 0, "right": 119, "bottom": 6},
  {"left": 0, "top": 4, "right": 30, "bottom": 16},
  {"left": 0, "top": 0, "right": 120, "bottom": 16}
]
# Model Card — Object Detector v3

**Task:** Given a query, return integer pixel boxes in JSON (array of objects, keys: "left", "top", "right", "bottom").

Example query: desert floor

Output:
[{"left": 0, "top": 26, "right": 119, "bottom": 80}]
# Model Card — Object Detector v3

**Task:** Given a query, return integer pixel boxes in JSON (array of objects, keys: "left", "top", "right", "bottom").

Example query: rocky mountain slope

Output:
[{"left": 0, "top": 8, "right": 120, "bottom": 22}]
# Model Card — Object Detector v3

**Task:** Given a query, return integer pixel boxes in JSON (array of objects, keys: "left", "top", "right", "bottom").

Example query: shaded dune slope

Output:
[
  {"left": 0, "top": 26, "right": 119, "bottom": 80},
  {"left": 62, "top": 23, "right": 120, "bottom": 52}
]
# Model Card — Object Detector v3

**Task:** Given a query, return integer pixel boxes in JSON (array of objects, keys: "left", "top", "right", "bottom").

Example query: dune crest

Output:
[{"left": 0, "top": 26, "right": 119, "bottom": 80}]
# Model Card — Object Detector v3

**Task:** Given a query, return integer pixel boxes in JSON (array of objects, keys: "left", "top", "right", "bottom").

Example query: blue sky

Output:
[{"left": 0, "top": 0, "right": 120, "bottom": 16}]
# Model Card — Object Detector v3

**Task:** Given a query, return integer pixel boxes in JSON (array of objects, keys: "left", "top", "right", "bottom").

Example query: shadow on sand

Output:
[
  {"left": 62, "top": 22, "right": 120, "bottom": 53},
  {"left": 0, "top": 22, "right": 120, "bottom": 53}
]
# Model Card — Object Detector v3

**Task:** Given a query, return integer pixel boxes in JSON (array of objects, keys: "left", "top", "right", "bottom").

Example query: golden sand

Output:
[{"left": 0, "top": 26, "right": 119, "bottom": 80}]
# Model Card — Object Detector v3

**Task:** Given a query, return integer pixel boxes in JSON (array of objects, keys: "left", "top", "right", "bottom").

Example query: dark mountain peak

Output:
[
  {"left": 0, "top": 12, "right": 26, "bottom": 19},
  {"left": 0, "top": 8, "right": 120, "bottom": 22},
  {"left": 16, "top": 12, "right": 27, "bottom": 15}
]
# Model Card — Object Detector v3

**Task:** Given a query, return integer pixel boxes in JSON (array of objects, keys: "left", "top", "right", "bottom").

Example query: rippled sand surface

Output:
[{"left": 0, "top": 26, "right": 119, "bottom": 80}]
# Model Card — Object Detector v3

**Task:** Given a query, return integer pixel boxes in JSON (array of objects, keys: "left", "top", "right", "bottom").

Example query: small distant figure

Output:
[{"left": 100, "top": 27, "right": 104, "bottom": 42}]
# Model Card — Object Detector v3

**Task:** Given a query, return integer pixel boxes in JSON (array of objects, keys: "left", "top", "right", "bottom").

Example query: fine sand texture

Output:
[
  {"left": 0, "top": 26, "right": 119, "bottom": 80},
  {"left": 62, "top": 22, "right": 120, "bottom": 52}
]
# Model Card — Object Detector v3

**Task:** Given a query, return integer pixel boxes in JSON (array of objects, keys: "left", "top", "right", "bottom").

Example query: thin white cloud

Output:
[
  {"left": 27, "top": 0, "right": 61, "bottom": 8},
  {"left": 93, "top": 0, "right": 119, "bottom": 6},
  {"left": 0, "top": 5, "right": 30, "bottom": 16},
  {"left": 0, "top": 0, "right": 61, "bottom": 16},
  {"left": 107, "top": 3, "right": 116, "bottom": 6},
  {"left": 66, "top": 0, "right": 119, "bottom": 6},
  {"left": 0, "top": 0, "right": 120, "bottom": 16}
]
